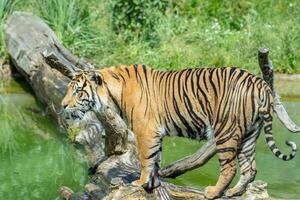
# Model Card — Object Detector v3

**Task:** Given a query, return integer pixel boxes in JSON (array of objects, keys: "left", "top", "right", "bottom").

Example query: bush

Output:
[
  {"left": 110, "top": 0, "right": 168, "bottom": 42},
  {"left": 1, "top": 0, "right": 300, "bottom": 73}
]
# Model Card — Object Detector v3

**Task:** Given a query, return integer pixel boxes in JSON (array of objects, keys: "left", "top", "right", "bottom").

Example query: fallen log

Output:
[{"left": 5, "top": 11, "right": 278, "bottom": 200}]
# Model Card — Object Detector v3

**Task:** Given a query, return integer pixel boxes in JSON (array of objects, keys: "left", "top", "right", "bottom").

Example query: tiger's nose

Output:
[{"left": 61, "top": 100, "right": 68, "bottom": 109}]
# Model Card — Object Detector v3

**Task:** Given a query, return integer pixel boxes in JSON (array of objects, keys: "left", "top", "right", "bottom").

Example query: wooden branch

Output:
[
  {"left": 258, "top": 48, "right": 300, "bottom": 133},
  {"left": 95, "top": 106, "right": 129, "bottom": 156},
  {"left": 258, "top": 48, "right": 274, "bottom": 94},
  {"left": 4, "top": 11, "right": 272, "bottom": 200},
  {"left": 159, "top": 139, "right": 216, "bottom": 178}
]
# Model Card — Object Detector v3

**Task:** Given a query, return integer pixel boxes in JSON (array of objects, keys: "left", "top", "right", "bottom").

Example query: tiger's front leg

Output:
[{"left": 131, "top": 127, "right": 162, "bottom": 191}]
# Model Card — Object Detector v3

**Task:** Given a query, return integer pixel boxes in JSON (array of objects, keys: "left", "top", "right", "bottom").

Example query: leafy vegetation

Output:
[
  {"left": 110, "top": 0, "right": 168, "bottom": 42},
  {"left": 67, "top": 124, "right": 82, "bottom": 141},
  {"left": 1, "top": 0, "right": 300, "bottom": 73}
]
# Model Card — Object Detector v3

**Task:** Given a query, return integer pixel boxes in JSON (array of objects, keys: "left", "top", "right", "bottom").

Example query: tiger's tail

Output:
[{"left": 262, "top": 93, "right": 297, "bottom": 160}]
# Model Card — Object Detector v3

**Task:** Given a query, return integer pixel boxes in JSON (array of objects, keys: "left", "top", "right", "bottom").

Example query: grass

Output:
[
  {"left": 0, "top": 0, "right": 18, "bottom": 57},
  {"left": 1, "top": 0, "right": 300, "bottom": 73},
  {"left": 36, "top": 0, "right": 102, "bottom": 58}
]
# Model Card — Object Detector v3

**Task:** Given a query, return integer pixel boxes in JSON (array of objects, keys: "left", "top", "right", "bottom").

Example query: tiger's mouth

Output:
[
  {"left": 62, "top": 100, "right": 95, "bottom": 122},
  {"left": 63, "top": 109, "right": 86, "bottom": 121}
]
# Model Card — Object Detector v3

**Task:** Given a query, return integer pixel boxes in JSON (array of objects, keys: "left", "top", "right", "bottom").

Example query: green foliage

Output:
[
  {"left": 110, "top": 0, "right": 168, "bottom": 42},
  {"left": 36, "top": 0, "right": 101, "bottom": 58},
  {"left": 67, "top": 124, "right": 82, "bottom": 141},
  {"left": 182, "top": 0, "right": 256, "bottom": 30},
  {"left": 0, "top": 0, "right": 18, "bottom": 57},
  {"left": 1, "top": 0, "right": 300, "bottom": 73},
  {"left": 92, "top": 0, "right": 300, "bottom": 73}
]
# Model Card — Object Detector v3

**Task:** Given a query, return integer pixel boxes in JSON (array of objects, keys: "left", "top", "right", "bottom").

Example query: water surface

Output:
[{"left": 0, "top": 78, "right": 88, "bottom": 200}]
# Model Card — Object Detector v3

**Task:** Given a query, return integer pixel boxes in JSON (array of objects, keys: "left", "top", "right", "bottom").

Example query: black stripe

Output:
[
  {"left": 142, "top": 64, "right": 148, "bottom": 86},
  {"left": 218, "top": 147, "right": 236, "bottom": 153},
  {"left": 209, "top": 68, "right": 218, "bottom": 97},
  {"left": 125, "top": 67, "right": 130, "bottom": 77},
  {"left": 146, "top": 149, "right": 161, "bottom": 159}
]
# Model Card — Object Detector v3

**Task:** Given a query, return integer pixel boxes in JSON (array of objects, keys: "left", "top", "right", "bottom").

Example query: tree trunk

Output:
[{"left": 4, "top": 11, "right": 276, "bottom": 200}]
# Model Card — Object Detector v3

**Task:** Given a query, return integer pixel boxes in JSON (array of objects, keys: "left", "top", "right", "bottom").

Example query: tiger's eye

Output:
[{"left": 77, "top": 92, "right": 84, "bottom": 98}]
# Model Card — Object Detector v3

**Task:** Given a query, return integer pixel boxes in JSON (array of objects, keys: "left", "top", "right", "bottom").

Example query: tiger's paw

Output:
[
  {"left": 225, "top": 187, "right": 244, "bottom": 197},
  {"left": 131, "top": 179, "right": 145, "bottom": 187},
  {"left": 204, "top": 186, "right": 221, "bottom": 200}
]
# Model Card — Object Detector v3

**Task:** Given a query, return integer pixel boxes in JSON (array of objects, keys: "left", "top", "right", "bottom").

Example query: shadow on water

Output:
[
  {"left": 162, "top": 99, "right": 300, "bottom": 199},
  {"left": 0, "top": 78, "right": 88, "bottom": 200}
]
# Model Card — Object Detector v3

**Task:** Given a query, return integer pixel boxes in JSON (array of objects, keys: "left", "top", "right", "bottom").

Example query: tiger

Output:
[{"left": 61, "top": 64, "right": 297, "bottom": 199}]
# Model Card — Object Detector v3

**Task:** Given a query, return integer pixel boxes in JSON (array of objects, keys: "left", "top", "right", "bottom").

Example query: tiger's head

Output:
[{"left": 61, "top": 70, "right": 105, "bottom": 121}]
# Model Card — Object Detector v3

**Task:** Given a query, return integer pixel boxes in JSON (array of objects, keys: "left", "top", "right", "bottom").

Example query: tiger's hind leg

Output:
[
  {"left": 204, "top": 133, "right": 239, "bottom": 199},
  {"left": 225, "top": 127, "right": 260, "bottom": 197}
]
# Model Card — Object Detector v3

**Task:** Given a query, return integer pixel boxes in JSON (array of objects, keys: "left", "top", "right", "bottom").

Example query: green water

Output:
[
  {"left": 162, "top": 99, "right": 300, "bottom": 199},
  {"left": 1, "top": 78, "right": 299, "bottom": 199},
  {"left": 0, "top": 79, "right": 88, "bottom": 200}
]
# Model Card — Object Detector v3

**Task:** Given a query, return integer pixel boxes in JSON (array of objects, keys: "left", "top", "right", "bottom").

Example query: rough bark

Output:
[
  {"left": 95, "top": 106, "right": 129, "bottom": 156},
  {"left": 5, "top": 11, "right": 274, "bottom": 200},
  {"left": 258, "top": 48, "right": 274, "bottom": 94}
]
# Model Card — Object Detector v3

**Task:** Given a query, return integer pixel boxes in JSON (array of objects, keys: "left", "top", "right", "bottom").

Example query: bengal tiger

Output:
[{"left": 61, "top": 64, "right": 297, "bottom": 199}]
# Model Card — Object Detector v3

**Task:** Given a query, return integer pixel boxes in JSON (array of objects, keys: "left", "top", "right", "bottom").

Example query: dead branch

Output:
[
  {"left": 159, "top": 139, "right": 216, "bottom": 178},
  {"left": 258, "top": 48, "right": 300, "bottom": 133}
]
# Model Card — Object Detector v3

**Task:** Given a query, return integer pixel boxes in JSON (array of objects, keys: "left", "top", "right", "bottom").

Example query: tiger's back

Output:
[{"left": 114, "top": 65, "right": 270, "bottom": 141}]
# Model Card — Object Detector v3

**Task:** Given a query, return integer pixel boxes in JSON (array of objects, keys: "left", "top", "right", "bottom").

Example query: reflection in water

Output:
[
  {"left": 162, "top": 100, "right": 300, "bottom": 199},
  {"left": 0, "top": 78, "right": 88, "bottom": 200}
]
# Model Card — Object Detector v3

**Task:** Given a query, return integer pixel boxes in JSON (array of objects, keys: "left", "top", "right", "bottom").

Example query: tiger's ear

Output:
[{"left": 89, "top": 72, "right": 103, "bottom": 86}]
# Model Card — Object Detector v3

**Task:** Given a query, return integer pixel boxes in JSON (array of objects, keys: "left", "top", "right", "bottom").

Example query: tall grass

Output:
[
  {"left": 36, "top": 0, "right": 101, "bottom": 58},
  {"left": 1, "top": 0, "right": 300, "bottom": 73},
  {"left": 144, "top": 1, "right": 298, "bottom": 72},
  {"left": 84, "top": 0, "right": 300, "bottom": 73},
  {"left": 0, "top": 0, "right": 18, "bottom": 57}
]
